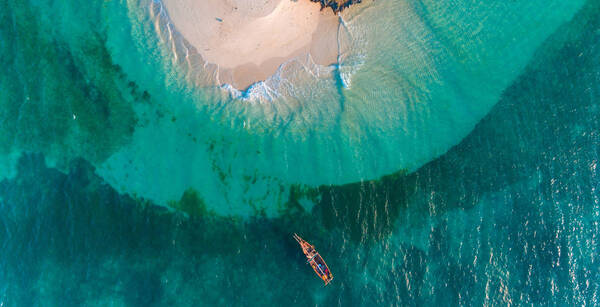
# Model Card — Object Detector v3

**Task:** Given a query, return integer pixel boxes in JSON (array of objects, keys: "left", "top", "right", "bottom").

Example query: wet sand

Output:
[{"left": 162, "top": 0, "right": 340, "bottom": 89}]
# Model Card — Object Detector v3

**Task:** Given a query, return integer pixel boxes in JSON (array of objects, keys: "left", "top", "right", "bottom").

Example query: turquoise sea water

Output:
[{"left": 1, "top": 0, "right": 600, "bottom": 305}]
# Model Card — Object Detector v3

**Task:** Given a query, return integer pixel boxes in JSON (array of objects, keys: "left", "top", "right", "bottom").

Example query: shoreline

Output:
[{"left": 161, "top": 0, "right": 341, "bottom": 90}]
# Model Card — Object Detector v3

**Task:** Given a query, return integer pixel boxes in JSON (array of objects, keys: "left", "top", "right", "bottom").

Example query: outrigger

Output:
[{"left": 293, "top": 233, "right": 333, "bottom": 285}]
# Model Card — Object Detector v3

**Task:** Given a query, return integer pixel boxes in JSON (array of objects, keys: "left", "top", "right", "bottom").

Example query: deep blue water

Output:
[{"left": 1, "top": 0, "right": 600, "bottom": 306}]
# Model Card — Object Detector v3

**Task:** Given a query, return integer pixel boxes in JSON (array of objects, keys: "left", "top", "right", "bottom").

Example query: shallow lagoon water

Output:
[
  {"left": 0, "top": 0, "right": 587, "bottom": 215},
  {"left": 1, "top": 0, "right": 600, "bottom": 305},
  {"left": 105, "top": 0, "right": 582, "bottom": 214}
]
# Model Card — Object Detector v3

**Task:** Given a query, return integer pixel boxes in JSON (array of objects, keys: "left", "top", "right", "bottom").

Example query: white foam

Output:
[
  {"left": 92, "top": 0, "right": 585, "bottom": 218},
  {"left": 150, "top": 0, "right": 363, "bottom": 104}
]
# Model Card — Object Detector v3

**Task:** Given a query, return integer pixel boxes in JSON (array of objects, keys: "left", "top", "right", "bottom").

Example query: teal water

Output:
[{"left": 1, "top": 0, "right": 599, "bottom": 305}]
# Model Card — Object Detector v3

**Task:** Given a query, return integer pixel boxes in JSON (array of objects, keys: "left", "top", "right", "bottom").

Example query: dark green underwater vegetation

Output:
[
  {"left": 1, "top": 0, "right": 600, "bottom": 306},
  {"left": 0, "top": 0, "right": 140, "bottom": 167}
]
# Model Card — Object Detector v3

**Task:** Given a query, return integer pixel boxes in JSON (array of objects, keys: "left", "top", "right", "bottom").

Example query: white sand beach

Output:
[{"left": 161, "top": 0, "right": 340, "bottom": 89}]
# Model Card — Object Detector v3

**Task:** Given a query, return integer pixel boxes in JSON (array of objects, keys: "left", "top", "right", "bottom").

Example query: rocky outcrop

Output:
[{"left": 311, "top": 0, "right": 361, "bottom": 13}]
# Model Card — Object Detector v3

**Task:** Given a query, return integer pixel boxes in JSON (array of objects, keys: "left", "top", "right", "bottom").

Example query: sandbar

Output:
[{"left": 161, "top": 0, "right": 340, "bottom": 89}]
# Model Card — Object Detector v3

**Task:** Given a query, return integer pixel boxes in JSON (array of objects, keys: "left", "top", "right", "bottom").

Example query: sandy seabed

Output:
[{"left": 161, "top": 0, "right": 340, "bottom": 89}]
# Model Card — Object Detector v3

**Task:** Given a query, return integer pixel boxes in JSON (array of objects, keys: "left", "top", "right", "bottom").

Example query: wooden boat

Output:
[{"left": 293, "top": 233, "right": 333, "bottom": 285}]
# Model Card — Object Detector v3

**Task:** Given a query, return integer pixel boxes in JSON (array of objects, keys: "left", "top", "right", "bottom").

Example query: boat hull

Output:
[{"left": 293, "top": 233, "right": 333, "bottom": 285}]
